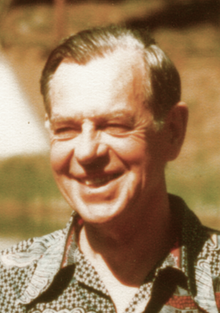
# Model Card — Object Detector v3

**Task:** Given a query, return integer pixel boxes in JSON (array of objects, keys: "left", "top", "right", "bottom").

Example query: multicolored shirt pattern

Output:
[{"left": 1, "top": 195, "right": 220, "bottom": 313}]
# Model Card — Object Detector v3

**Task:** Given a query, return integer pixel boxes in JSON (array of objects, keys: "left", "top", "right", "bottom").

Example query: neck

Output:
[{"left": 79, "top": 191, "right": 174, "bottom": 287}]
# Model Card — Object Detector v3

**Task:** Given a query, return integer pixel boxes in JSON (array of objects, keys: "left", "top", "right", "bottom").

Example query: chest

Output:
[{"left": 20, "top": 275, "right": 208, "bottom": 313}]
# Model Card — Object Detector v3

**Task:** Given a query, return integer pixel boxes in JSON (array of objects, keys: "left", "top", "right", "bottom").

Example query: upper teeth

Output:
[
  {"left": 84, "top": 176, "right": 111, "bottom": 186},
  {"left": 81, "top": 174, "right": 121, "bottom": 187}
]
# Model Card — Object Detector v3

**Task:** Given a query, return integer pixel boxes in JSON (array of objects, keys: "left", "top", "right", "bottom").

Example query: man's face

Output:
[{"left": 49, "top": 49, "right": 168, "bottom": 224}]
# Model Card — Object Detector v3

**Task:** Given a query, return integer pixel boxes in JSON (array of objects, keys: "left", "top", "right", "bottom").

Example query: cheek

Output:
[
  {"left": 50, "top": 141, "right": 73, "bottom": 174},
  {"left": 106, "top": 135, "right": 148, "bottom": 166}
]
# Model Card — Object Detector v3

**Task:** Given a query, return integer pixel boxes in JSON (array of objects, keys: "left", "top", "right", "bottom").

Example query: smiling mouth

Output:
[{"left": 78, "top": 173, "right": 122, "bottom": 187}]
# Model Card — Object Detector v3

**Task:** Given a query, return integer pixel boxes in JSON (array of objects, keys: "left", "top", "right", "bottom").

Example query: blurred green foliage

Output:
[
  {"left": 0, "top": 154, "right": 60, "bottom": 202},
  {"left": 167, "top": 166, "right": 220, "bottom": 208},
  {"left": 0, "top": 155, "right": 69, "bottom": 238},
  {"left": 0, "top": 214, "right": 63, "bottom": 238}
]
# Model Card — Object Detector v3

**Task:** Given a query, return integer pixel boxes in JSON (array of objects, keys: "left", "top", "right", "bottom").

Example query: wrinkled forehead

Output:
[
  {"left": 49, "top": 47, "right": 146, "bottom": 104},
  {"left": 48, "top": 48, "right": 149, "bottom": 122}
]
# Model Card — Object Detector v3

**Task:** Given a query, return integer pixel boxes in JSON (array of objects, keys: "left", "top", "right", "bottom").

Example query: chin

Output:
[{"left": 72, "top": 199, "right": 126, "bottom": 225}]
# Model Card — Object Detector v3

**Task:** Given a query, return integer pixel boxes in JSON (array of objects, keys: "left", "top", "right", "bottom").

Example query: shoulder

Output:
[
  {"left": 0, "top": 229, "right": 67, "bottom": 305},
  {"left": 190, "top": 224, "right": 220, "bottom": 279},
  {"left": 169, "top": 194, "right": 220, "bottom": 264},
  {"left": 0, "top": 227, "right": 67, "bottom": 263},
  {"left": 201, "top": 224, "right": 220, "bottom": 251},
  {"left": 197, "top": 222, "right": 220, "bottom": 250}
]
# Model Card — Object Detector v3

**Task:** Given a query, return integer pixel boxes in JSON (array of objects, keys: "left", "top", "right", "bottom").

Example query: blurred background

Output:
[{"left": 1, "top": 0, "right": 220, "bottom": 249}]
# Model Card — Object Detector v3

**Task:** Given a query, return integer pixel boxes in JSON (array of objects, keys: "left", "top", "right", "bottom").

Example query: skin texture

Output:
[{"left": 48, "top": 47, "right": 188, "bottom": 313}]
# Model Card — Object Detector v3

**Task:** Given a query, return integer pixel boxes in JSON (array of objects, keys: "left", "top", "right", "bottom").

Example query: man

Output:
[{"left": 0, "top": 25, "right": 220, "bottom": 313}]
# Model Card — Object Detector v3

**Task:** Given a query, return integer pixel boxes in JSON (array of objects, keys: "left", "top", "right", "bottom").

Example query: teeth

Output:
[
  {"left": 84, "top": 176, "right": 111, "bottom": 186},
  {"left": 81, "top": 174, "right": 120, "bottom": 187}
]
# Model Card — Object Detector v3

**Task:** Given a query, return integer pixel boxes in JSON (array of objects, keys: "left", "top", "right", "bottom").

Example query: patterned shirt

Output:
[{"left": 1, "top": 194, "right": 220, "bottom": 313}]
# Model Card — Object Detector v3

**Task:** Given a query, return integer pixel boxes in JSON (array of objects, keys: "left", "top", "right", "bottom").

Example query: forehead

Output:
[{"left": 49, "top": 48, "right": 146, "bottom": 118}]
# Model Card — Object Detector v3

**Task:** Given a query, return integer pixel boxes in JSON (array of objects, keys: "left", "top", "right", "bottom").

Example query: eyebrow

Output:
[
  {"left": 50, "top": 115, "right": 82, "bottom": 125},
  {"left": 50, "top": 111, "right": 136, "bottom": 126}
]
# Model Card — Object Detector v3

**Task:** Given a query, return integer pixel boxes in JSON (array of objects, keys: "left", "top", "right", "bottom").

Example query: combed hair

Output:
[{"left": 40, "top": 24, "right": 181, "bottom": 123}]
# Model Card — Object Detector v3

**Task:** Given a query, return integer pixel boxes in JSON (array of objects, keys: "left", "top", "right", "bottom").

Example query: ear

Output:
[{"left": 164, "top": 101, "right": 188, "bottom": 162}]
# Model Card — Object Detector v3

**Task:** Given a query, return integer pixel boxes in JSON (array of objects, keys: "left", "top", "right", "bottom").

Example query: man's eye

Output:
[
  {"left": 102, "top": 124, "right": 131, "bottom": 136},
  {"left": 53, "top": 127, "right": 79, "bottom": 140}
]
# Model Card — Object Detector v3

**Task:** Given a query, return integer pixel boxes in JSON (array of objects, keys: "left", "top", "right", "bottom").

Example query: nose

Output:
[{"left": 74, "top": 123, "right": 108, "bottom": 165}]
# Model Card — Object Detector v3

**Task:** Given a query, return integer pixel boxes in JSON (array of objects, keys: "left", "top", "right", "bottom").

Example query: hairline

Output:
[
  {"left": 46, "top": 45, "right": 159, "bottom": 127},
  {"left": 41, "top": 26, "right": 180, "bottom": 130}
]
